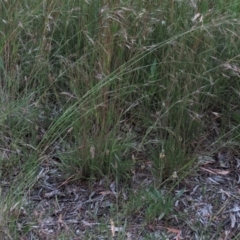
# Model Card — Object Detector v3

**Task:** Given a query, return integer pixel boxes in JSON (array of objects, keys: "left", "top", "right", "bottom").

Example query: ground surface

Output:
[{"left": 1, "top": 148, "right": 240, "bottom": 240}]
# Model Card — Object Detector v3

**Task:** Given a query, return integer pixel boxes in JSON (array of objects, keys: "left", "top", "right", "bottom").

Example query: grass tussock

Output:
[{"left": 1, "top": 0, "right": 240, "bottom": 238}]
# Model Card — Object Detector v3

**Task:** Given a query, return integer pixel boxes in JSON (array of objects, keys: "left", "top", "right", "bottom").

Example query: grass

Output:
[{"left": 1, "top": 0, "right": 240, "bottom": 238}]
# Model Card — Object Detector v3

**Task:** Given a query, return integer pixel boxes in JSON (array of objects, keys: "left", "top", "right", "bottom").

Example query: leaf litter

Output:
[{"left": 0, "top": 146, "right": 237, "bottom": 240}]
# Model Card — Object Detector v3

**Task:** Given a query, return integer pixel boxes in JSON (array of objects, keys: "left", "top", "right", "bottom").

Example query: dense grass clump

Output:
[{"left": 1, "top": 0, "right": 240, "bottom": 238}]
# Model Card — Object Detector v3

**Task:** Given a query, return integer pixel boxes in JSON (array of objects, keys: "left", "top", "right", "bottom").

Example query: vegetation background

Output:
[{"left": 1, "top": 0, "right": 240, "bottom": 239}]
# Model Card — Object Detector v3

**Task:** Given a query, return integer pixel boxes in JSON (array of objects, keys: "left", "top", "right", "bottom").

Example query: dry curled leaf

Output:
[
  {"left": 166, "top": 227, "right": 182, "bottom": 240},
  {"left": 200, "top": 167, "right": 230, "bottom": 175},
  {"left": 110, "top": 219, "right": 115, "bottom": 237}
]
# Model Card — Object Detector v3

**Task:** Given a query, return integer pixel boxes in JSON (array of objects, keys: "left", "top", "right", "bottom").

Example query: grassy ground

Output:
[{"left": 1, "top": 0, "right": 240, "bottom": 239}]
